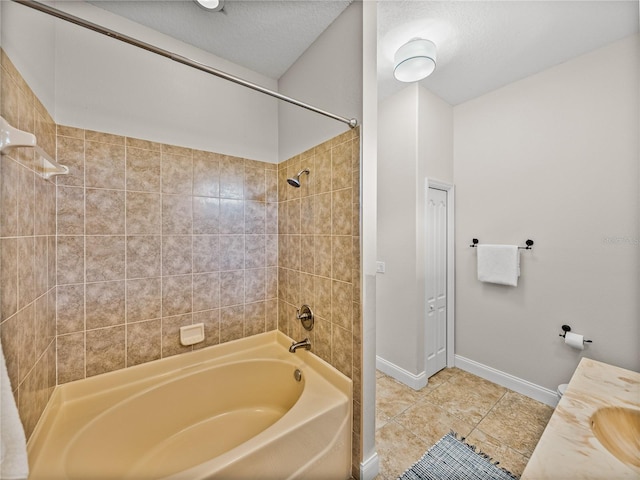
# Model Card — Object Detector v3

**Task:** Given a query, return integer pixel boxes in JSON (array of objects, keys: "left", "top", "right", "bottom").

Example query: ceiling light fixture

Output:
[
  {"left": 393, "top": 38, "right": 437, "bottom": 82},
  {"left": 194, "top": 0, "right": 225, "bottom": 12}
]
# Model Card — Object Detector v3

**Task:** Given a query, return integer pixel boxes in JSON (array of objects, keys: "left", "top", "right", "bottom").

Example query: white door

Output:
[{"left": 425, "top": 187, "right": 447, "bottom": 377}]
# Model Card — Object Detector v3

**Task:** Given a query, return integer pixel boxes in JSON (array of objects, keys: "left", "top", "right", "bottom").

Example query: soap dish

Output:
[{"left": 180, "top": 323, "right": 205, "bottom": 346}]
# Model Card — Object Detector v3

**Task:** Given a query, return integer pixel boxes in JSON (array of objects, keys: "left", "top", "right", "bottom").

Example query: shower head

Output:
[{"left": 287, "top": 168, "right": 309, "bottom": 188}]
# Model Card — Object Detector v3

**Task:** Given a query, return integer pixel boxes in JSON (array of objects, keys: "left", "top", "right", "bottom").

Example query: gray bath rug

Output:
[{"left": 397, "top": 432, "right": 519, "bottom": 480}]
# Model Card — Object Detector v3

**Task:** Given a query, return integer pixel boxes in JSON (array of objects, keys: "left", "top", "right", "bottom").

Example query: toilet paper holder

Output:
[{"left": 559, "top": 325, "right": 592, "bottom": 344}]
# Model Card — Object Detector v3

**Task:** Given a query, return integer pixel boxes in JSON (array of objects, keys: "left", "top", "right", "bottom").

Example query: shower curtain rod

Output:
[{"left": 12, "top": 0, "right": 359, "bottom": 129}]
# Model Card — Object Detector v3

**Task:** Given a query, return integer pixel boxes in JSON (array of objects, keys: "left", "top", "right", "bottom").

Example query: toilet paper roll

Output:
[{"left": 565, "top": 331, "right": 584, "bottom": 350}]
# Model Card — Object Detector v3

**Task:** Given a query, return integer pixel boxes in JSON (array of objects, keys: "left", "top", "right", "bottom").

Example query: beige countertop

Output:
[{"left": 522, "top": 358, "right": 640, "bottom": 479}]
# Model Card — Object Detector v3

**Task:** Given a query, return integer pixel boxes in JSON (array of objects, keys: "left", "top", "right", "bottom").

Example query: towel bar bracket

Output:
[{"left": 470, "top": 238, "right": 534, "bottom": 250}]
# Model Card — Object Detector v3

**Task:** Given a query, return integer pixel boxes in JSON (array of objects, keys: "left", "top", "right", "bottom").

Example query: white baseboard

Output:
[
  {"left": 360, "top": 452, "right": 379, "bottom": 480},
  {"left": 376, "top": 356, "right": 428, "bottom": 390},
  {"left": 454, "top": 355, "right": 559, "bottom": 407}
]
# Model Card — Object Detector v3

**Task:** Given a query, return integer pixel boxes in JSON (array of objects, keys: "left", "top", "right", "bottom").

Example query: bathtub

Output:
[{"left": 27, "top": 331, "right": 352, "bottom": 479}]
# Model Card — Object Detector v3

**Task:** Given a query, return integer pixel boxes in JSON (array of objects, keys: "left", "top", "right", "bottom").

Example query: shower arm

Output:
[{"left": 12, "top": 0, "right": 359, "bottom": 129}]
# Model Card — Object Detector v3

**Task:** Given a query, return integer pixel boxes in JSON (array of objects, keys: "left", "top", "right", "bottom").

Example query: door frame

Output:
[{"left": 425, "top": 179, "right": 455, "bottom": 368}]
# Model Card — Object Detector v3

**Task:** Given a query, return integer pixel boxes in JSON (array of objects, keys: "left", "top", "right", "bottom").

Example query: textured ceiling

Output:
[
  {"left": 87, "top": 0, "right": 353, "bottom": 80},
  {"left": 378, "top": 1, "right": 639, "bottom": 105},
  {"left": 86, "top": 1, "right": 638, "bottom": 105}
]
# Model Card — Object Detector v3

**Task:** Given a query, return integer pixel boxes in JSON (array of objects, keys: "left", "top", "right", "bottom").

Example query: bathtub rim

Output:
[{"left": 27, "top": 330, "right": 352, "bottom": 471}]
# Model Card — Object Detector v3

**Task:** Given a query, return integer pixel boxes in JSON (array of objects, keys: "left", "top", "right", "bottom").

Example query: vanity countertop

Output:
[{"left": 521, "top": 357, "right": 640, "bottom": 479}]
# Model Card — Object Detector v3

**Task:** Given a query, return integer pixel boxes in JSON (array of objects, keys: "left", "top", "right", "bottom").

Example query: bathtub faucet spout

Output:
[{"left": 289, "top": 338, "right": 311, "bottom": 353}]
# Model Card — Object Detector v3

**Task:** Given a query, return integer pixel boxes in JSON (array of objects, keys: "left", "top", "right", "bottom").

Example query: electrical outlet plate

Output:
[{"left": 376, "top": 261, "right": 385, "bottom": 273}]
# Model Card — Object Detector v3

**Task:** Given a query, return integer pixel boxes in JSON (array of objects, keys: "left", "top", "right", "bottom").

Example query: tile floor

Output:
[{"left": 375, "top": 368, "right": 555, "bottom": 479}]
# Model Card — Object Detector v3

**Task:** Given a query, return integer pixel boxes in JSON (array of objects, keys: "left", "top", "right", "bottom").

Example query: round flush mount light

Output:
[
  {"left": 194, "top": 0, "right": 225, "bottom": 12},
  {"left": 393, "top": 38, "right": 437, "bottom": 83}
]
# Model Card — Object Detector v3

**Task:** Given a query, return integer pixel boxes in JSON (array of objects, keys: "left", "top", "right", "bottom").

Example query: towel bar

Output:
[{"left": 470, "top": 238, "right": 534, "bottom": 250}]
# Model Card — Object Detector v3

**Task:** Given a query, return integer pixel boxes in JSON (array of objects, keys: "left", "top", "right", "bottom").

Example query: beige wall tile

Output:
[
  {"left": 57, "top": 125, "right": 84, "bottom": 139},
  {"left": 192, "top": 309, "right": 220, "bottom": 348},
  {"left": 86, "top": 189, "right": 125, "bottom": 235},
  {"left": 332, "top": 236, "right": 352, "bottom": 283},
  {"left": 86, "top": 326, "right": 125, "bottom": 377},
  {"left": 85, "top": 236, "right": 125, "bottom": 282},
  {"left": 220, "top": 270, "right": 245, "bottom": 307},
  {"left": 85, "top": 130, "right": 125, "bottom": 146},
  {"left": 126, "top": 319, "right": 161, "bottom": 366},
  {"left": 331, "top": 325, "right": 353, "bottom": 378},
  {"left": 314, "top": 149, "right": 332, "bottom": 194},
  {"left": 162, "top": 275, "right": 193, "bottom": 317},
  {"left": 1, "top": 157, "right": 19, "bottom": 237},
  {"left": 265, "top": 170, "right": 278, "bottom": 202},
  {"left": 57, "top": 186, "right": 84, "bottom": 235},
  {"left": 220, "top": 305, "right": 244, "bottom": 343},
  {"left": 17, "top": 166, "right": 35, "bottom": 236},
  {"left": 244, "top": 301, "right": 266, "bottom": 336},
  {"left": 193, "top": 197, "right": 219, "bottom": 234},
  {"left": 162, "top": 236, "right": 193, "bottom": 276},
  {"left": 56, "top": 284, "right": 84, "bottom": 335},
  {"left": 57, "top": 332, "right": 85, "bottom": 384},
  {"left": 245, "top": 235, "right": 265, "bottom": 269},
  {"left": 17, "top": 237, "right": 35, "bottom": 309},
  {"left": 331, "top": 141, "right": 352, "bottom": 191},
  {"left": 193, "top": 150, "right": 220, "bottom": 197},
  {"left": 266, "top": 234, "right": 278, "bottom": 267},
  {"left": 266, "top": 202, "right": 278, "bottom": 234},
  {"left": 126, "top": 192, "right": 161, "bottom": 235},
  {"left": 219, "top": 199, "right": 245, "bottom": 234},
  {"left": 126, "top": 147, "right": 161, "bottom": 192},
  {"left": 219, "top": 156, "right": 244, "bottom": 199},
  {"left": 161, "top": 314, "right": 193, "bottom": 357},
  {"left": 332, "top": 280, "right": 352, "bottom": 331},
  {"left": 18, "top": 303, "right": 35, "bottom": 384},
  {"left": 85, "top": 141, "right": 125, "bottom": 189},
  {"left": 245, "top": 201, "right": 265, "bottom": 234},
  {"left": 85, "top": 281, "right": 125, "bottom": 330},
  {"left": 193, "top": 235, "right": 219, "bottom": 273},
  {"left": 219, "top": 235, "right": 244, "bottom": 271},
  {"left": 245, "top": 268, "right": 266, "bottom": 303},
  {"left": 1, "top": 238, "right": 18, "bottom": 321},
  {"left": 126, "top": 277, "right": 161, "bottom": 322},
  {"left": 162, "top": 153, "right": 193, "bottom": 195},
  {"left": 314, "top": 235, "right": 332, "bottom": 277},
  {"left": 34, "top": 236, "right": 48, "bottom": 297},
  {"left": 332, "top": 188, "right": 352, "bottom": 236},
  {"left": 126, "top": 137, "right": 161, "bottom": 152},
  {"left": 193, "top": 272, "right": 220, "bottom": 312},
  {"left": 245, "top": 167, "right": 266, "bottom": 201},
  {"left": 162, "top": 194, "right": 192, "bottom": 235},
  {"left": 126, "top": 236, "right": 161, "bottom": 279},
  {"left": 57, "top": 235, "right": 85, "bottom": 285},
  {"left": 34, "top": 179, "right": 56, "bottom": 236}
]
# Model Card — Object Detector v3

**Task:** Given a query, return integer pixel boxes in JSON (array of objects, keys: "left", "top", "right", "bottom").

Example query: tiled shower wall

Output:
[
  {"left": 55, "top": 127, "right": 279, "bottom": 383},
  {"left": 0, "top": 51, "right": 57, "bottom": 438},
  {"left": 276, "top": 130, "right": 362, "bottom": 477},
  {"left": 0, "top": 51, "right": 363, "bottom": 475}
]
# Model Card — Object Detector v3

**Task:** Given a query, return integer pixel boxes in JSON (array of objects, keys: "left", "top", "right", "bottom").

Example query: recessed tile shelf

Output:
[{"left": 0, "top": 115, "right": 69, "bottom": 179}]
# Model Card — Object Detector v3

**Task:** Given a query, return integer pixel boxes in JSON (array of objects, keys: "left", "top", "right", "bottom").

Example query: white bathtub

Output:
[{"left": 27, "top": 331, "right": 352, "bottom": 479}]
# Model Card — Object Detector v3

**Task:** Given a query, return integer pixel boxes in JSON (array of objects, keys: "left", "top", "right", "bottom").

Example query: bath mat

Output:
[{"left": 397, "top": 432, "right": 518, "bottom": 480}]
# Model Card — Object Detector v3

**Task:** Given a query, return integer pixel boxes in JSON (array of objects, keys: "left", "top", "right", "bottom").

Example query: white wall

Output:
[
  {"left": 454, "top": 34, "right": 640, "bottom": 391},
  {"left": 376, "top": 84, "right": 453, "bottom": 378},
  {"left": 1, "top": 1, "right": 57, "bottom": 114},
  {"left": 277, "top": 1, "right": 363, "bottom": 161},
  {"left": 3, "top": 1, "right": 279, "bottom": 162}
]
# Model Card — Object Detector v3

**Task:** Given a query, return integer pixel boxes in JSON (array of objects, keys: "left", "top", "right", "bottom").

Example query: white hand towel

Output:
[
  {"left": 0, "top": 341, "right": 29, "bottom": 480},
  {"left": 477, "top": 244, "right": 520, "bottom": 287}
]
